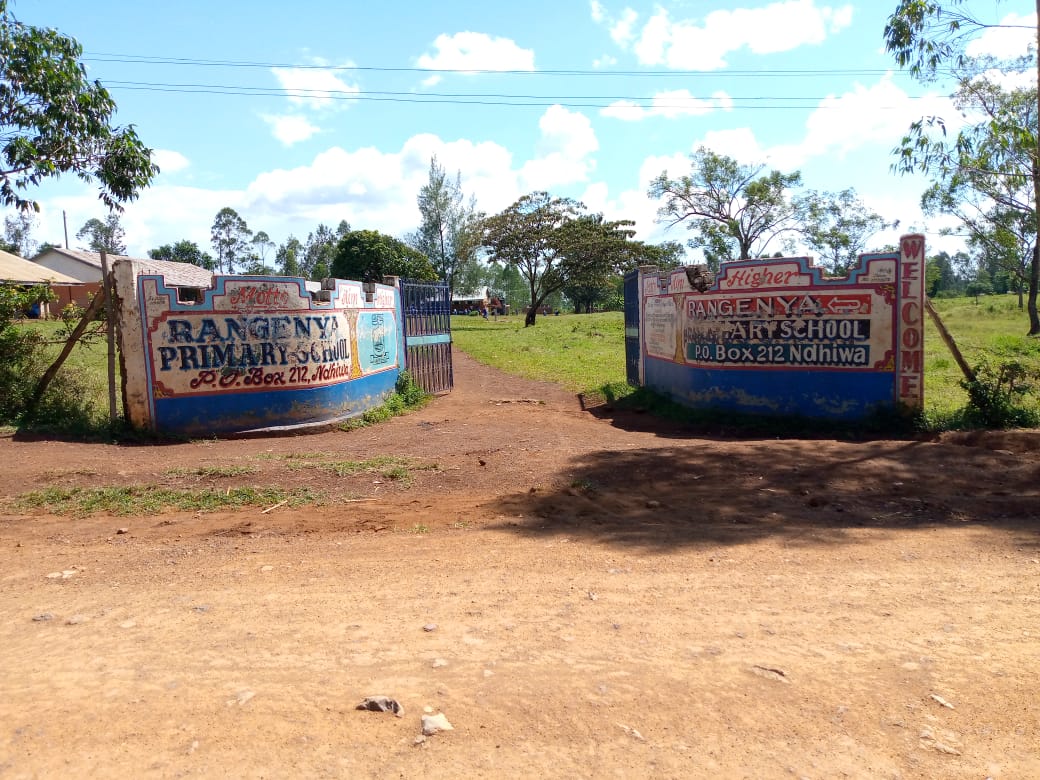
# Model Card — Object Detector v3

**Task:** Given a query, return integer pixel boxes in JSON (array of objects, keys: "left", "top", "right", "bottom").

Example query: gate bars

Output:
[{"left": 399, "top": 279, "right": 454, "bottom": 395}]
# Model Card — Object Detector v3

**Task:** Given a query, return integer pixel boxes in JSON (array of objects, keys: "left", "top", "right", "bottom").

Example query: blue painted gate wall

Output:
[{"left": 624, "top": 237, "right": 926, "bottom": 420}]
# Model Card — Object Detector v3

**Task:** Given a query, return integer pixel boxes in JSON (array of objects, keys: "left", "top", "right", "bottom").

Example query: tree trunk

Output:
[
  {"left": 1028, "top": 245, "right": 1040, "bottom": 334},
  {"left": 525, "top": 280, "right": 539, "bottom": 327},
  {"left": 1032, "top": 2, "right": 1040, "bottom": 336}
]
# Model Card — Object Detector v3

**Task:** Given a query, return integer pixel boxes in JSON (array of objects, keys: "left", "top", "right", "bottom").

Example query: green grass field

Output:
[
  {"left": 453, "top": 296, "right": 1040, "bottom": 427},
  {"left": 12, "top": 293, "right": 1040, "bottom": 435}
]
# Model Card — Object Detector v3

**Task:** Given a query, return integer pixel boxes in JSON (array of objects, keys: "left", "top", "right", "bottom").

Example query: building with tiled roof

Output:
[
  {"left": 0, "top": 249, "right": 81, "bottom": 284},
  {"left": 32, "top": 246, "right": 214, "bottom": 287}
]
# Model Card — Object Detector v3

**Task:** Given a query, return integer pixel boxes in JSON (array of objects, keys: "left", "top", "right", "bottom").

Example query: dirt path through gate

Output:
[{"left": 1, "top": 351, "right": 1039, "bottom": 778}]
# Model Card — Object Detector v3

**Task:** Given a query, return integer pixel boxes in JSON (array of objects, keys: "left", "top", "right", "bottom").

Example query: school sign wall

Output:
[
  {"left": 627, "top": 234, "right": 925, "bottom": 419},
  {"left": 114, "top": 260, "right": 405, "bottom": 435}
]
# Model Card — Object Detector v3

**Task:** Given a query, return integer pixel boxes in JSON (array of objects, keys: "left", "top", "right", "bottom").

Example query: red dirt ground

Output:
[{"left": 1, "top": 352, "right": 1038, "bottom": 778}]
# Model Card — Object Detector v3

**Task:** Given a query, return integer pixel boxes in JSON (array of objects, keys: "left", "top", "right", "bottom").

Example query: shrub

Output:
[
  {"left": 960, "top": 360, "right": 1040, "bottom": 429},
  {"left": 0, "top": 284, "right": 106, "bottom": 431}
]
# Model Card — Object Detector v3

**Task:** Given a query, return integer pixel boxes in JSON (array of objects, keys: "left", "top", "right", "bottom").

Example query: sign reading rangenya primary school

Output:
[
  {"left": 114, "top": 261, "right": 405, "bottom": 435},
  {"left": 627, "top": 234, "right": 926, "bottom": 419}
]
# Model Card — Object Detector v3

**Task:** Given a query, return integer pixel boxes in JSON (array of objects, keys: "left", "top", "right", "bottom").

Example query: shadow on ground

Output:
[{"left": 489, "top": 436, "right": 1040, "bottom": 551}]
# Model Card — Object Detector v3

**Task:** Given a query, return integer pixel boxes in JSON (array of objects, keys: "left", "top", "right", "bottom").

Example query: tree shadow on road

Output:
[{"left": 489, "top": 436, "right": 1040, "bottom": 552}]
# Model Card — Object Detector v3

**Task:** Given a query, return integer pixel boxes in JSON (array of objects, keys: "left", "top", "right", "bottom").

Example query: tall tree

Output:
[
  {"left": 481, "top": 192, "right": 581, "bottom": 327},
  {"left": 330, "top": 229, "right": 437, "bottom": 283},
  {"left": 632, "top": 240, "right": 687, "bottom": 270},
  {"left": 797, "top": 188, "right": 896, "bottom": 274},
  {"left": 275, "top": 235, "right": 303, "bottom": 277},
  {"left": 303, "top": 224, "right": 338, "bottom": 281},
  {"left": 76, "top": 214, "right": 126, "bottom": 254},
  {"left": 649, "top": 147, "right": 802, "bottom": 270},
  {"left": 0, "top": 1, "right": 157, "bottom": 212},
  {"left": 2, "top": 210, "right": 35, "bottom": 256},
  {"left": 410, "top": 155, "right": 484, "bottom": 296},
  {"left": 885, "top": 1, "right": 1040, "bottom": 333},
  {"left": 210, "top": 207, "right": 252, "bottom": 274},
  {"left": 559, "top": 214, "right": 638, "bottom": 313},
  {"left": 481, "top": 193, "right": 638, "bottom": 326},
  {"left": 248, "top": 230, "right": 274, "bottom": 273},
  {"left": 148, "top": 240, "right": 214, "bottom": 270}
]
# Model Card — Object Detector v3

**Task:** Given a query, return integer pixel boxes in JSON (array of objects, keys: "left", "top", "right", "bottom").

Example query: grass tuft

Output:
[{"left": 16, "top": 485, "right": 322, "bottom": 516}]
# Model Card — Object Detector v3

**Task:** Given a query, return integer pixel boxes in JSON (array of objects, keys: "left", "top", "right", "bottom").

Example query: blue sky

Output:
[{"left": 11, "top": 0, "right": 1039, "bottom": 262}]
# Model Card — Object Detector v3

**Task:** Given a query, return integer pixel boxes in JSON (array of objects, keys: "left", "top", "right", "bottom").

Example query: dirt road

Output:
[{"left": 1, "top": 352, "right": 1038, "bottom": 778}]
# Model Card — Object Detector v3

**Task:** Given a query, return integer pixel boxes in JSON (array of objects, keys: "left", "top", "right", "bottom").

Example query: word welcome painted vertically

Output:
[
  {"left": 115, "top": 264, "right": 404, "bottom": 434},
  {"left": 631, "top": 235, "right": 925, "bottom": 419}
]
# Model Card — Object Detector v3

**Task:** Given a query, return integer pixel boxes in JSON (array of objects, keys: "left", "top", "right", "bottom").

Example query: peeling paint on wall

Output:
[
  {"left": 114, "top": 262, "right": 406, "bottom": 435},
  {"left": 628, "top": 235, "right": 926, "bottom": 420}
]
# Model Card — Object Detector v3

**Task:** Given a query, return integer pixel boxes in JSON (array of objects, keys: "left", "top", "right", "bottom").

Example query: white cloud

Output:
[
  {"left": 966, "top": 12, "right": 1037, "bottom": 59},
  {"left": 590, "top": 0, "right": 605, "bottom": 24},
  {"left": 677, "top": 75, "right": 960, "bottom": 172},
  {"left": 797, "top": 74, "right": 961, "bottom": 163},
  {"left": 262, "top": 114, "right": 321, "bottom": 146},
  {"left": 270, "top": 67, "right": 360, "bottom": 109},
  {"left": 618, "top": 0, "right": 855, "bottom": 70},
  {"left": 574, "top": 152, "right": 695, "bottom": 248},
  {"left": 520, "top": 105, "right": 599, "bottom": 190},
  {"left": 46, "top": 103, "right": 601, "bottom": 257},
  {"left": 610, "top": 8, "right": 640, "bottom": 47},
  {"left": 152, "top": 149, "right": 190, "bottom": 174},
  {"left": 240, "top": 133, "right": 524, "bottom": 240},
  {"left": 34, "top": 185, "right": 239, "bottom": 258},
  {"left": 416, "top": 32, "right": 535, "bottom": 74},
  {"left": 601, "top": 89, "right": 733, "bottom": 121}
]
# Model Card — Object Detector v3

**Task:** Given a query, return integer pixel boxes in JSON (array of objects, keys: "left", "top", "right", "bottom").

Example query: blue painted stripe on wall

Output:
[
  {"left": 644, "top": 357, "right": 895, "bottom": 420},
  {"left": 405, "top": 333, "right": 452, "bottom": 347},
  {"left": 153, "top": 370, "right": 399, "bottom": 435}
]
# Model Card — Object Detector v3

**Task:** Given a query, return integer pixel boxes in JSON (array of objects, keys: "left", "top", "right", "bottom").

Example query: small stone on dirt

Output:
[
  {"left": 617, "top": 723, "right": 645, "bottom": 741},
  {"left": 432, "top": 658, "right": 448, "bottom": 668},
  {"left": 423, "top": 623, "right": 438, "bottom": 632},
  {"left": 645, "top": 500, "right": 661, "bottom": 509},
  {"left": 65, "top": 614, "right": 88, "bottom": 625},
  {"left": 751, "top": 665, "right": 790, "bottom": 683},
  {"left": 116, "top": 528, "right": 129, "bottom": 535},
  {"left": 421, "top": 713, "right": 453, "bottom": 735},
  {"left": 356, "top": 696, "right": 404, "bottom": 717},
  {"left": 32, "top": 613, "right": 53, "bottom": 622}
]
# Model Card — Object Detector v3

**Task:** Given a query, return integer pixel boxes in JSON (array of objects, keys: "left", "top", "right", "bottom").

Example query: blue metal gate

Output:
[
  {"left": 623, "top": 269, "right": 641, "bottom": 387},
  {"left": 400, "top": 279, "right": 453, "bottom": 395}
]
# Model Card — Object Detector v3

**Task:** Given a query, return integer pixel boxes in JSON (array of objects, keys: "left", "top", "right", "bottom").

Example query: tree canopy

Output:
[
  {"left": 148, "top": 240, "right": 214, "bottom": 269},
  {"left": 2, "top": 210, "right": 35, "bottom": 256},
  {"left": 797, "top": 188, "right": 895, "bottom": 275},
  {"left": 329, "top": 229, "right": 437, "bottom": 283},
  {"left": 409, "top": 155, "right": 483, "bottom": 296},
  {"left": 481, "top": 192, "right": 640, "bottom": 326},
  {"left": 210, "top": 207, "right": 252, "bottom": 274},
  {"left": 76, "top": 214, "right": 126, "bottom": 255},
  {"left": 0, "top": 2, "right": 157, "bottom": 212},
  {"left": 885, "top": 1, "right": 1040, "bottom": 333},
  {"left": 649, "top": 147, "right": 802, "bottom": 269}
]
